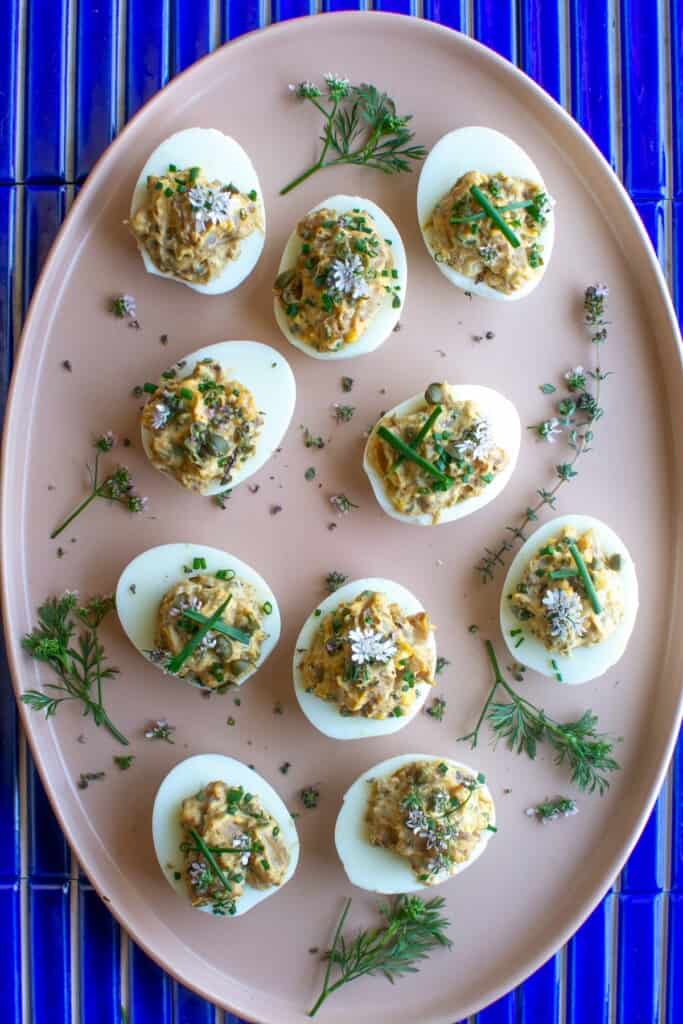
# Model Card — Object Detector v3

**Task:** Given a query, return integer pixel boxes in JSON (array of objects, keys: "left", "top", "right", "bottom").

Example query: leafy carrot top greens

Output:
[{"left": 281, "top": 75, "right": 426, "bottom": 195}]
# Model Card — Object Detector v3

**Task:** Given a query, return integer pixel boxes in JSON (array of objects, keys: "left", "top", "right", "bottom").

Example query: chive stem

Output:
[
  {"left": 450, "top": 199, "right": 534, "bottom": 224},
  {"left": 188, "top": 827, "right": 234, "bottom": 895},
  {"left": 168, "top": 598, "right": 231, "bottom": 674},
  {"left": 390, "top": 404, "right": 442, "bottom": 472},
  {"left": 180, "top": 607, "right": 251, "bottom": 646},
  {"left": 470, "top": 186, "right": 521, "bottom": 248},
  {"left": 377, "top": 426, "right": 451, "bottom": 486},
  {"left": 567, "top": 542, "right": 602, "bottom": 614}
]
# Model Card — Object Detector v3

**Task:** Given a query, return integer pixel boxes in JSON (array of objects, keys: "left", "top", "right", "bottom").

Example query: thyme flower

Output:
[
  {"left": 454, "top": 418, "right": 494, "bottom": 460},
  {"left": 565, "top": 365, "right": 586, "bottom": 391},
  {"left": 479, "top": 244, "right": 498, "bottom": 264},
  {"left": 327, "top": 255, "right": 369, "bottom": 300},
  {"left": 188, "top": 860, "right": 212, "bottom": 893},
  {"left": 535, "top": 417, "right": 562, "bottom": 443},
  {"left": 348, "top": 627, "right": 397, "bottom": 666},
  {"left": 94, "top": 431, "right": 116, "bottom": 452},
  {"left": 542, "top": 588, "right": 586, "bottom": 642}
]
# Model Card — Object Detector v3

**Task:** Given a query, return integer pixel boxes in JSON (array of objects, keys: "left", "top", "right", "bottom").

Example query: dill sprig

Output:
[
  {"left": 308, "top": 894, "right": 452, "bottom": 1017},
  {"left": 459, "top": 640, "right": 619, "bottom": 795},
  {"left": 51, "top": 432, "right": 147, "bottom": 539},
  {"left": 476, "top": 284, "right": 610, "bottom": 581},
  {"left": 281, "top": 75, "right": 426, "bottom": 195},
  {"left": 21, "top": 592, "right": 128, "bottom": 745}
]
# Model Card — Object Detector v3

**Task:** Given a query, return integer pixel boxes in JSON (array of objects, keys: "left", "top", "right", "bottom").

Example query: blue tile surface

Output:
[
  {"left": 1, "top": 5, "right": 682, "bottom": 1024},
  {"left": 569, "top": 0, "right": 615, "bottom": 167},
  {"left": 75, "top": 0, "right": 119, "bottom": 182},
  {"left": 24, "top": 0, "right": 69, "bottom": 182}
]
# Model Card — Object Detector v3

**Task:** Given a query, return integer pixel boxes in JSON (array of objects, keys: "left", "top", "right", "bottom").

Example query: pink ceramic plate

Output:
[{"left": 2, "top": 12, "right": 682, "bottom": 1023}]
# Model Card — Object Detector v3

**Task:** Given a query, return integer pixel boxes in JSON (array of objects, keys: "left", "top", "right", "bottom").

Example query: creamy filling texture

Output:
[
  {"left": 180, "top": 780, "right": 289, "bottom": 915},
  {"left": 366, "top": 760, "right": 494, "bottom": 884},
  {"left": 299, "top": 590, "right": 434, "bottom": 719},
  {"left": 274, "top": 207, "right": 397, "bottom": 352}
]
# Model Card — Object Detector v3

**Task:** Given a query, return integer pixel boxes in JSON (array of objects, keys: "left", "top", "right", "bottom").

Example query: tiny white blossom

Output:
[
  {"left": 537, "top": 417, "right": 562, "bottom": 443},
  {"left": 542, "top": 588, "right": 586, "bottom": 641},
  {"left": 323, "top": 73, "right": 350, "bottom": 97},
  {"left": 348, "top": 627, "right": 397, "bottom": 666},
  {"left": 478, "top": 244, "right": 498, "bottom": 264},
  {"left": 565, "top": 365, "right": 584, "bottom": 380},
  {"left": 327, "top": 255, "right": 369, "bottom": 300},
  {"left": 151, "top": 402, "right": 171, "bottom": 430},
  {"left": 454, "top": 418, "right": 494, "bottom": 461},
  {"left": 231, "top": 832, "right": 252, "bottom": 866},
  {"left": 188, "top": 185, "right": 234, "bottom": 232}
]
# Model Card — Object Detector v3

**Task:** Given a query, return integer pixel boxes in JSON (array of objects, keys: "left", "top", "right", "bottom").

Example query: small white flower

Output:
[
  {"left": 538, "top": 417, "right": 562, "bottom": 443},
  {"left": 323, "top": 73, "right": 350, "bottom": 97},
  {"left": 454, "top": 418, "right": 494, "bottom": 461},
  {"left": 290, "top": 80, "right": 321, "bottom": 99},
  {"left": 327, "top": 255, "right": 368, "bottom": 301},
  {"left": 478, "top": 244, "right": 498, "bottom": 264},
  {"left": 593, "top": 283, "right": 609, "bottom": 298},
  {"left": 151, "top": 402, "right": 171, "bottom": 430},
  {"left": 188, "top": 185, "right": 234, "bottom": 232},
  {"left": 348, "top": 627, "right": 397, "bottom": 666},
  {"left": 542, "top": 588, "right": 586, "bottom": 641},
  {"left": 231, "top": 832, "right": 252, "bottom": 866},
  {"left": 565, "top": 365, "right": 584, "bottom": 380}
]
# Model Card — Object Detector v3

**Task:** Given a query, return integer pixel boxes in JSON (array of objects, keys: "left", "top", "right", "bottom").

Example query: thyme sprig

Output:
[
  {"left": 459, "top": 640, "right": 619, "bottom": 795},
  {"left": 308, "top": 895, "right": 451, "bottom": 1017},
  {"left": 282, "top": 76, "right": 425, "bottom": 195},
  {"left": 477, "top": 284, "right": 610, "bottom": 581},
  {"left": 21, "top": 592, "right": 128, "bottom": 745},
  {"left": 51, "top": 433, "right": 147, "bottom": 539}
]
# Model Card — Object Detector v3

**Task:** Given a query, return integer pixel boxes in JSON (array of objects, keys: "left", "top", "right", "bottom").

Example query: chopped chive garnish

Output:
[
  {"left": 168, "top": 598, "right": 231, "bottom": 674},
  {"left": 193, "top": 557, "right": 207, "bottom": 570},
  {"left": 168, "top": 163, "right": 177, "bottom": 172},
  {"left": 390, "top": 404, "right": 442, "bottom": 472},
  {"left": 215, "top": 569, "right": 235, "bottom": 581},
  {"left": 262, "top": 601, "right": 273, "bottom": 615},
  {"left": 143, "top": 382, "right": 157, "bottom": 394},
  {"left": 567, "top": 542, "right": 602, "bottom": 614},
  {"left": 551, "top": 658, "right": 563, "bottom": 682},
  {"left": 248, "top": 189, "right": 257, "bottom": 201},
  {"left": 180, "top": 607, "right": 251, "bottom": 646},
  {"left": 470, "top": 186, "right": 521, "bottom": 248},
  {"left": 509, "top": 628, "right": 522, "bottom": 636},
  {"left": 548, "top": 568, "right": 579, "bottom": 580},
  {"left": 377, "top": 426, "right": 451, "bottom": 486},
  {"left": 514, "top": 637, "right": 525, "bottom": 649},
  {"left": 179, "top": 387, "right": 193, "bottom": 400}
]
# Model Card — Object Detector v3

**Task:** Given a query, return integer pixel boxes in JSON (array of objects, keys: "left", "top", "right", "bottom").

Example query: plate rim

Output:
[{"left": 2, "top": 10, "right": 682, "bottom": 1022}]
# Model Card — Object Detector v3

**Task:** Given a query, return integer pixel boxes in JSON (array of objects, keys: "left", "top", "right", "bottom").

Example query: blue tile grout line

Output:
[{"left": 0, "top": 2, "right": 682, "bottom": 1023}]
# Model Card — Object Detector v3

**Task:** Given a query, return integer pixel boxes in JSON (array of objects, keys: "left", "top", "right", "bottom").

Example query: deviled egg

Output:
[
  {"left": 500, "top": 514, "right": 638, "bottom": 684},
  {"left": 293, "top": 578, "right": 436, "bottom": 739},
  {"left": 153, "top": 754, "right": 299, "bottom": 916},
  {"left": 129, "top": 127, "right": 265, "bottom": 294},
  {"left": 364, "top": 381, "right": 521, "bottom": 525},
  {"left": 140, "top": 341, "right": 295, "bottom": 495},
  {"left": 273, "top": 195, "right": 406, "bottom": 359},
  {"left": 116, "top": 542, "right": 280, "bottom": 691},
  {"left": 417, "top": 126, "right": 555, "bottom": 300},
  {"left": 335, "top": 754, "right": 495, "bottom": 894}
]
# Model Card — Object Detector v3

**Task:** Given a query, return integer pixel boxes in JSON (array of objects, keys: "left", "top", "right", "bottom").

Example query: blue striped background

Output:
[{"left": 0, "top": 2, "right": 681, "bottom": 1021}]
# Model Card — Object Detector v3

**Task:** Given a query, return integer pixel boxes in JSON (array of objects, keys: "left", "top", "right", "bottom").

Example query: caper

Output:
[
  {"left": 229, "top": 659, "right": 252, "bottom": 677},
  {"left": 608, "top": 553, "right": 622, "bottom": 571},
  {"left": 425, "top": 382, "right": 443, "bottom": 405},
  {"left": 214, "top": 637, "right": 233, "bottom": 659},
  {"left": 274, "top": 269, "right": 296, "bottom": 291}
]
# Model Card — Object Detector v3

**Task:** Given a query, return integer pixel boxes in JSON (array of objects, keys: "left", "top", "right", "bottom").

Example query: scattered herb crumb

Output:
[
  {"left": 426, "top": 697, "right": 447, "bottom": 721},
  {"left": 540, "top": 382, "right": 557, "bottom": 394},
  {"left": 273, "top": 701, "right": 284, "bottom": 715},
  {"left": 526, "top": 796, "right": 578, "bottom": 823},
  {"left": 129, "top": 584, "right": 136, "bottom": 595},
  {"left": 270, "top": 504, "right": 283, "bottom": 516},
  {"left": 111, "top": 294, "right": 139, "bottom": 328},
  {"left": 213, "top": 489, "right": 232, "bottom": 509},
  {"left": 341, "top": 376, "right": 354, "bottom": 393},
  {"left": 248, "top": 484, "right": 260, "bottom": 494},
  {"left": 435, "top": 656, "right": 450, "bottom": 675},
  {"left": 305, "top": 467, "right": 316, "bottom": 481},
  {"left": 113, "top": 755, "right": 135, "bottom": 770},
  {"left": 280, "top": 761, "right": 292, "bottom": 774},
  {"left": 159, "top": 333, "right": 168, "bottom": 345},
  {"left": 467, "top": 624, "right": 480, "bottom": 634},
  {"left": 234, "top": 697, "right": 241, "bottom": 706},
  {"left": 333, "top": 403, "right": 355, "bottom": 423},
  {"left": 301, "top": 425, "right": 325, "bottom": 449},
  {"left": 144, "top": 719, "right": 175, "bottom": 743},
  {"left": 62, "top": 359, "right": 72, "bottom": 372},
  {"left": 227, "top": 716, "right": 236, "bottom": 727},
  {"left": 325, "top": 571, "right": 348, "bottom": 594},
  {"left": 56, "top": 546, "right": 64, "bottom": 558},
  {"left": 300, "top": 784, "right": 320, "bottom": 809},
  {"left": 77, "top": 771, "right": 106, "bottom": 790},
  {"left": 330, "top": 493, "right": 359, "bottom": 515}
]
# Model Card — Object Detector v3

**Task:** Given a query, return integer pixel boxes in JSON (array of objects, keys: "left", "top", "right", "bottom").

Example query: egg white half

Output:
[
  {"left": 292, "top": 577, "right": 437, "bottom": 739},
  {"left": 363, "top": 384, "right": 521, "bottom": 526},
  {"left": 417, "top": 126, "right": 555, "bottom": 301},
  {"left": 152, "top": 753, "right": 300, "bottom": 916},
  {"left": 273, "top": 195, "right": 407, "bottom": 360},
  {"left": 130, "top": 127, "right": 265, "bottom": 295},
  {"left": 140, "top": 340, "right": 296, "bottom": 496},
  {"left": 500, "top": 514, "right": 639, "bottom": 685},
  {"left": 116, "top": 542, "right": 281, "bottom": 688},
  {"left": 335, "top": 753, "right": 496, "bottom": 894}
]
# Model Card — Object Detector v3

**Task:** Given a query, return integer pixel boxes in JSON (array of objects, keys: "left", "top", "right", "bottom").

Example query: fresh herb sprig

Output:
[
  {"left": 21, "top": 592, "right": 128, "bottom": 745},
  {"left": 526, "top": 796, "right": 578, "bottom": 823},
  {"left": 477, "top": 284, "right": 610, "bottom": 581},
  {"left": 308, "top": 895, "right": 452, "bottom": 1017},
  {"left": 459, "top": 640, "right": 619, "bottom": 795},
  {"left": 282, "top": 76, "right": 426, "bottom": 195},
  {"left": 51, "top": 433, "right": 147, "bottom": 539}
]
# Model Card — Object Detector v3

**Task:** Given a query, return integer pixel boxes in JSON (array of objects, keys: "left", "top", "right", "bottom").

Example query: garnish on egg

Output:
[
  {"left": 417, "top": 126, "right": 555, "bottom": 300},
  {"left": 128, "top": 128, "right": 265, "bottom": 295}
]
